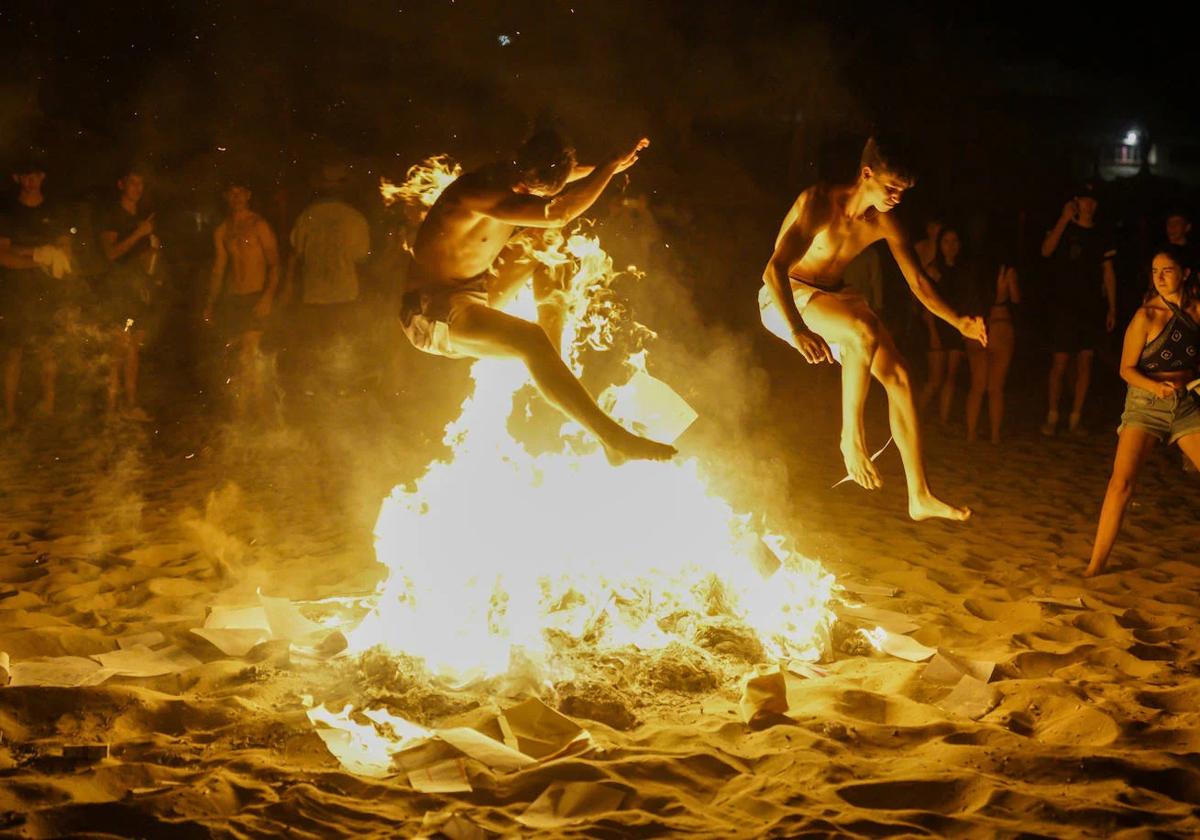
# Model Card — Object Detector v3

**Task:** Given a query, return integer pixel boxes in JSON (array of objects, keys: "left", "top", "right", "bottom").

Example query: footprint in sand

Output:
[
  {"left": 963, "top": 599, "right": 1041, "bottom": 626},
  {"left": 1071, "top": 611, "right": 1124, "bottom": 637},
  {"left": 836, "top": 777, "right": 988, "bottom": 815},
  {"left": 1032, "top": 698, "right": 1119, "bottom": 747},
  {"left": 1136, "top": 685, "right": 1200, "bottom": 714}
]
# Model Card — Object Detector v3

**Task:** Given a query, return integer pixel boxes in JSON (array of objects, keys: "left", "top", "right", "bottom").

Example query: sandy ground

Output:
[{"left": 1, "top": 375, "right": 1199, "bottom": 839}]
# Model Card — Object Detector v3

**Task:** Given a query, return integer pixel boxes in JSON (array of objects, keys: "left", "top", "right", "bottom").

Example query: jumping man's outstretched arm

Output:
[
  {"left": 882, "top": 214, "right": 987, "bottom": 346},
  {"left": 469, "top": 139, "right": 650, "bottom": 228}
]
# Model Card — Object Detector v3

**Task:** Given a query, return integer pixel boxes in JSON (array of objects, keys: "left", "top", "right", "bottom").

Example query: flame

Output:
[
  {"left": 347, "top": 155, "right": 837, "bottom": 684},
  {"left": 380, "top": 154, "right": 462, "bottom": 208}
]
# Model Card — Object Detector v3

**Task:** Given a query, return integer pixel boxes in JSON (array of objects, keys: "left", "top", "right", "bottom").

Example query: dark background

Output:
[{"left": 2, "top": 0, "right": 1195, "bottom": 430}]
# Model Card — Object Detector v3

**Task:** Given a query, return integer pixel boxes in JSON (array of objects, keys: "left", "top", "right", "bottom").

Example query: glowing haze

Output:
[{"left": 349, "top": 157, "right": 836, "bottom": 681}]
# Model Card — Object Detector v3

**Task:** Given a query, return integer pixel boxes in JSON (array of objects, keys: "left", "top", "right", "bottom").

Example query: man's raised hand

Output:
[
  {"left": 792, "top": 327, "right": 834, "bottom": 364},
  {"left": 613, "top": 138, "right": 650, "bottom": 173}
]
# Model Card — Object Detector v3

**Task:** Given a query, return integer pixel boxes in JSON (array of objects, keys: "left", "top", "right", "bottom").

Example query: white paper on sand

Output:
[
  {"left": 408, "top": 757, "right": 472, "bottom": 794},
  {"left": 837, "top": 604, "right": 921, "bottom": 636},
  {"left": 93, "top": 644, "right": 201, "bottom": 678},
  {"left": 598, "top": 370, "right": 698, "bottom": 444},
  {"left": 739, "top": 669, "right": 789, "bottom": 723},
  {"left": 436, "top": 727, "right": 535, "bottom": 772},
  {"left": 117, "top": 631, "right": 166, "bottom": 650},
  {"left": 922, "top": 649, "right": 995, "bottom": 685},
  {"left": 0, "top": 651, "right": 9, "bottom": 686},
  {"left": 7, "top": 657, "right": 115, "bottom": 688},
  {"left": 1032, "top": 596, "right": 1086, "bottom": 609},
  {"left": 863, "top": 627, "right": 936, "bottom": 662},
  {"left": 937, "top": 675, "right": 999, "bottom": 720},
  {"left": 6, "top": 644, "right": 198, "bottom": 687},
  {"left": 517, "top": 781, "right": 627, "bottom": 829},
  {"left": 840, "top": 581, "right": 898, "bottom": 598},
  {"left": 191, "top": 594, "right": 333, "bottom": 657},
  {"left": 498, "top": 697, "right": 591, "bottom": 761},
  {"left": 832, "top": 437, "right": 894, "bottom": 488}
]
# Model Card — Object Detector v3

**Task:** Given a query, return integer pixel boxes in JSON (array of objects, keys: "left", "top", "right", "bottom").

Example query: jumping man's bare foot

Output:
[
  {"left": 840, "top": 439, "right": 882, "bottom": 489},
  {"left": 604, "top": 430, "right": 677, "bottom": 465},
  {"left": 1082, "top": 559, "right": 1104, "bottom": 578},
  {"left": 908, "top": 492, "right": 971, "bottom": 522}
]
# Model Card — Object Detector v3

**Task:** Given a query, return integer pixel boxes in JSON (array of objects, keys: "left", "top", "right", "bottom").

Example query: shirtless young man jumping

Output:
[
  {"left": 759, "top": 136, "right": 987, "bottom": 521},
  {"left": 401, "top": 129, "right": 675, "bottom": 463}
]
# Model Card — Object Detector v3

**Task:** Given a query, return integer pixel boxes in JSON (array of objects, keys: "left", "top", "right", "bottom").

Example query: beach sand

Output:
[{"left": 1, "top": 382, "right": 1198, "bottom": 839}]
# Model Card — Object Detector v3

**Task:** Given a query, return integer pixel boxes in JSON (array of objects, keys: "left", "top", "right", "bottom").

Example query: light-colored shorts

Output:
[
  {"left": 400, "top": 277, "right": 489, "bottom": 359},
  {"left": 1118, "top": 385, "right": 1200, "bottom": 445},
  {"left": 758, "top": 281, "right": 858, "bottom": 360}
]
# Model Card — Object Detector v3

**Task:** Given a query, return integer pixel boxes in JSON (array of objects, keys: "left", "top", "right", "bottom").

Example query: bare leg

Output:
[
  {"left": 964, "top": 344, "right": 988, "bottom": 442},
  {"left": 37, "top": 346, "right": 56, "bottom": 416},
  {"left": 1177, "top": 433, "right": 1200, "bottom": 471},
  {"left": 799, "top": 294, "right": 884, "bottom": 490},
  {"left": 1085, "top": 427, "right": 1157, "bottom": 576},
  {"left": 106, "top": 331, "right": 123, "bottom": 414},
  {"left": 448, "top": 303, "right": 675, "bottom": 462},
  {"left": 870, "top": 329, "right": 970, "bottom": 521},
  {"left": 1044, "top": 352, "right": 1069, "bottom": 434},
  {"left": 3, "top": 347, "right": 20, "bottom": 428},
  {"left": 1070, "top": 350, "right": 1094, "bottom": 430},
  {"left": 125, "top": 332, "right": 140, "bottom": 407},
  {"left": 939, "top": 349, "right": 962, "bottom": 426},
  {"left": 986, "top": 319, "right": 1015, "bottom": 443},
  {"left": 919, "top": 350, "right": 945, "bottom": 415}
]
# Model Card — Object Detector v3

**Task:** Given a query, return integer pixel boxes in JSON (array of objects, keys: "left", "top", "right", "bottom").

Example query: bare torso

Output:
[
  {"left": 412, "top": 167, "right": 518, "bottom": 287},
  {"left": 219, "top": 212, "right": 268, "bottom": 295},
  {"left": 777, "top": 184, "right": 889, "bottom": 287}
]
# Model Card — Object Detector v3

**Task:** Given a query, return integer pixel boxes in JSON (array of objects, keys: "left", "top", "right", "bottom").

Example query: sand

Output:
[{"left": 1, "top": 382, "right": 1199, "bottom": 839}]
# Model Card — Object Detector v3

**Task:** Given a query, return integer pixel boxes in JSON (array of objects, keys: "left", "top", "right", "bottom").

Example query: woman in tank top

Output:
[{"left": 1086, "top": 245, "right": 1200, "bottom": 576}]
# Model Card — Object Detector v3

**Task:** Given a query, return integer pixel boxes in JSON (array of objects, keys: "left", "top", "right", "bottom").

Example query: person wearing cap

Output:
[
  {"left": 0, "top": 155, "right": 74, "bottom": 429},
  {"left": 1039, "top": 181, "right": 1117, "bottom": 436}
]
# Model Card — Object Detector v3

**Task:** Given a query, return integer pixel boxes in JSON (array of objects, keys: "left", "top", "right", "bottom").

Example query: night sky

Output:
[{"left": 1, "top": 1, "right": 1197, "bottom": 211}]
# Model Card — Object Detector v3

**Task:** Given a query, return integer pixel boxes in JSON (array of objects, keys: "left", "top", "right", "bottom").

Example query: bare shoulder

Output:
[{"left": 446, "top": 170, "right": 507, "bottom": 207}]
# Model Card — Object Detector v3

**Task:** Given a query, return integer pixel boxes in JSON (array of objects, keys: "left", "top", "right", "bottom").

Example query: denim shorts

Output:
[{"left": 1118, "top": 386, "right": 1200, "bottom": 445}]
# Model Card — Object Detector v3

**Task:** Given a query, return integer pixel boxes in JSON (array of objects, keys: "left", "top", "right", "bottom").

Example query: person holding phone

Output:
[
  {"left": 1039, "top": 182, "right": 1117, "bottom": 436},
  {"left": 98, "top": 166, "right": 161, "bottom": 422}
]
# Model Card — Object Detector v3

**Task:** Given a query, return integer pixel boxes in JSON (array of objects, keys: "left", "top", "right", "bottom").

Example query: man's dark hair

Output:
[
  {"left": 860, "top": 135, "right": 916, "bottom": 184},
  {"left": 513, "top": 129, "right": 576, "bottom": 194}
]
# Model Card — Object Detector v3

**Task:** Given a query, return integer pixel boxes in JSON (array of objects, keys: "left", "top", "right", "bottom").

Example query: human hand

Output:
[
  {"left": 959, "top": 315, "right": 988, "bottom": 347},
  {"left": 1060, "top": 200, "right": 1078, "bottom": 223},
  {"left": 792, "top": 327, "right": 834, "bottom": 364},
  {"left": 32, "top": 245, "right": 72, "bottom": 278},
  {"left": 1106, "top": 309, "right": 1116, "bottom": 332},
  {"left": 1152, "top": 380, "right": 1182, "bottom": 399},
  {"left": 134, "top": 214, "right": 155, "bottom": 239},
  {"left": 612, "top": 138, "right": 650, "bottom": 174}
]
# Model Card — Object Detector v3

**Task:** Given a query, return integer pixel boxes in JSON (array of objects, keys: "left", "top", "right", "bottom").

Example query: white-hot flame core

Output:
[{"left": 349, "top": 156, "right": 836, "bottom": 683}]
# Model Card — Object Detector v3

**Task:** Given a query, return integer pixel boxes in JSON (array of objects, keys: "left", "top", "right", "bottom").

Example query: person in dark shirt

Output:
[
  {"left": 97, "top": 166, "right": 160, "bottom": 422},
  {"left": 1039, "top": 182, "right": 1117, "bottom": 436},
  {"left": 0, "top": 156, "right": 73, "bottom": 429},
  {"left": 917, "top": 224, "right": 968, "bottom": 426},
  {"left": 1164, "top": 210, "right": 1199, "bottom": 275}
]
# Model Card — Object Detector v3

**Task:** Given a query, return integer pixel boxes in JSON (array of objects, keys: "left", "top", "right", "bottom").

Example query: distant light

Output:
[
  {"left": 498, "top": 34, "right": 511, "bottom": 46},
  {"left": 1124, "top": 130, "right": 1139, "bottom": 146}
]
